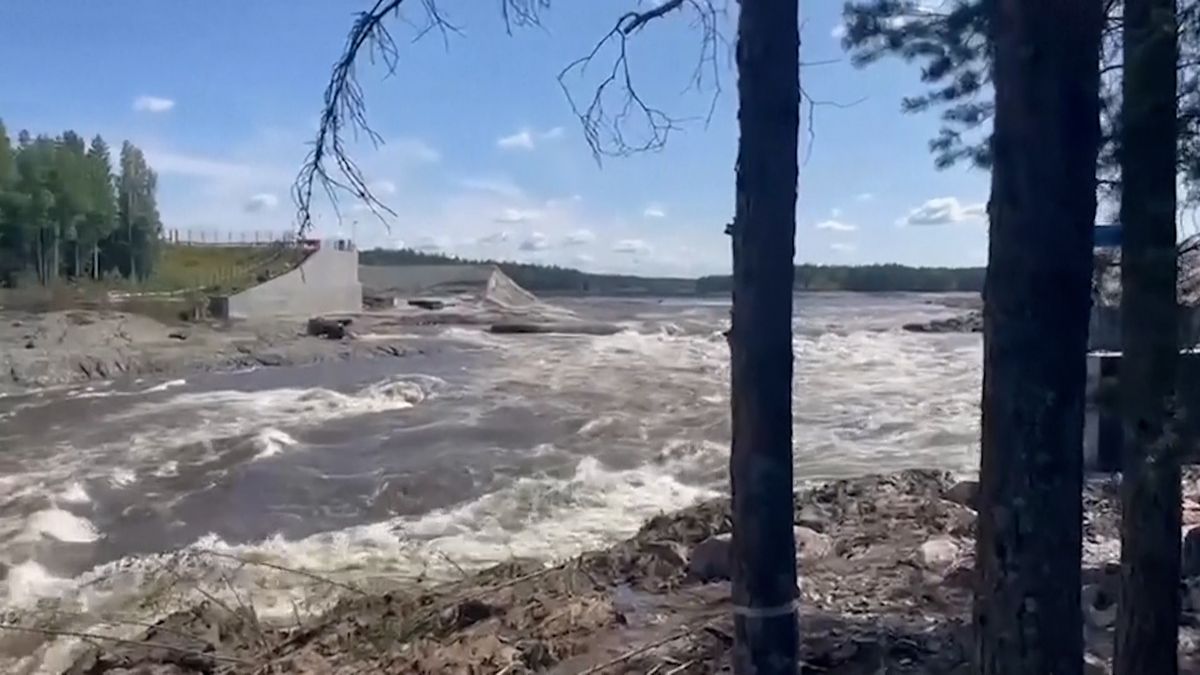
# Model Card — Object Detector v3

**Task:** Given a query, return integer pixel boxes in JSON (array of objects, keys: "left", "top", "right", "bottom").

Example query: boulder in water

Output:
[
  {"left": 688, "top": 533, "right": 732, "bottom": 581},
  {"left": 903, "top": 311, "right": 983, "bottom": 334},
  {"left": 306, "top": 316, "right": 352, "bottom": 340},
  {"left": 489, "top": 322, "right": 622, "bottom": 336},
  {"left": 943, "top": 480, "right": 980, "bottom": 510},
  {"left": 408, "top": 298, "right": 447, "bottom": 310},
  {"left": 795, "top": 526, "right": 833, "bottom": 562}
]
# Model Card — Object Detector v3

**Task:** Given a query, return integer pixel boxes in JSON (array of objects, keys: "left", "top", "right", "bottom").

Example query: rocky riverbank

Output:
[
  {"left": 0, "top": 309, "right": 418, "bottom": 393},
  {"left": 0, "top": 295, "right": 621, "bottom": 392},
  {"left": 50, "top": 469, "right": 1200, "bottom": 674}
]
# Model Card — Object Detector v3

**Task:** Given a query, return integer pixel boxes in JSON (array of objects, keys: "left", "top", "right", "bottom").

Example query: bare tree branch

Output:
[
  {"left": 558, "top": 0, "right": 727, "bottom": 160},
  {"left": 294, "top": 0, "right": 410, "bottom": 238},
  {"left": 295, "top": 0, "right": 732, "bottom": 229}
]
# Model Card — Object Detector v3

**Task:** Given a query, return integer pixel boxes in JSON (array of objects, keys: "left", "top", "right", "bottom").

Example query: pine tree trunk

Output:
[
  {"left": 728, "top": 1, "right": 800, "bottom": 673},
  {"left": 51, "top": 234, "right": 59, "bottom": 284},
  {"left": 35, "top": 230, "right": 44, "bottom": 285},
  {"left": 1114, "top": 0, "right": 1181, "bottom": 671},
  {"left": 974, "top": 1, "right": 1102, "bottom": 673},
  {"left": 92, "top": 243, "right": 99, "bottom": 280}
]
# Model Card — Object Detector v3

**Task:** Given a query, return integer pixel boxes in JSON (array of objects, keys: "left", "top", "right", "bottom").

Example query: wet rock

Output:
[
  {"left": 1184, "top": 527, "right": 1200, "bottom": 578},
  {"left": 940, "top": 562, "right": 975, "bottom": 590},
  {"left": 167, "top": 330, "right": 189, "bottom": 340},
  {"left": 440, "top": 598, "right": 498, "bottom": 630},
  {"left": 306, "top": 316, "right": 353, "bottom": 340},
  {"left": 920, "top": 537, "right": 959, "bottom": 571},
  {"left": 943, "top": 503, "right": 977, "bottom": 536},
  {"left": 1082, "top": 582, "right": 1118, "bottom": 629},
  {"left": 688, "top": 533, "right": 732, "bottom": 582},
  {"left": 641, "top": 540, "right": 689, "bottom": 569},
  {"left": 408, "top": 298, "right": 447, "bottom": 310},
  {"left": 796, "top": 505, "right": 830, "bottom": 533},
  {"left": 943, "top": 480, "right": 979, "bottom": 510},
  {"left": 489, "top": 322, "right": 623, "bottom": 336},
  {"left": 903, "top": 311, "right": 983, "bottom": 334},
  {"left": 1084, "top": 652, "right": 1110, "bottom": 675},
  {"left": 795, "top": 526, "right": 833, "bottom": 562}
]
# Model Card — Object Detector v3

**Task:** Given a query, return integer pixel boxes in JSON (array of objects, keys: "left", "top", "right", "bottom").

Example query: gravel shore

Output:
[{"left": 57, "top": 469, "right": 1200, "bottom": 674}]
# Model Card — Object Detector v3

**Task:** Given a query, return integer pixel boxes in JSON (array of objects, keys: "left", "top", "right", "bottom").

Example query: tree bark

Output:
[
  {"left": 35, "top": 229, "right": 44, "bottom": 285},
  {"left": 729, "top": 1, "right": 799, "bottom": 673},
  {"left": 1115, "top": 0, "right": 1181, "bottom": 671},
  {"left": 974, "top": 1, "right": 1102, "bottom": 673}
]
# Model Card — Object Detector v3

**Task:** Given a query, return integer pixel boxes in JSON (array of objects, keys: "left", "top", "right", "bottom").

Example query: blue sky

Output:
[{"left": 0, "top": 1, "right": 990, "bottom": 276}]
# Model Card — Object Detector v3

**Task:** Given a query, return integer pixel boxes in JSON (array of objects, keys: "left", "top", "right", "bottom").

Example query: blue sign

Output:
[{"left": 1094, "top": 224, "right": 1122, "bottom": 248}]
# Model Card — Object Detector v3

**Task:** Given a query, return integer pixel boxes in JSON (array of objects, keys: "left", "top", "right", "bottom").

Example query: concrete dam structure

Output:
[
  {"left": 358, "top": 264, "right": 538, "bottom": 308},
  {"left": 211, "top": 241, "right": 362, "bottom": 319}
]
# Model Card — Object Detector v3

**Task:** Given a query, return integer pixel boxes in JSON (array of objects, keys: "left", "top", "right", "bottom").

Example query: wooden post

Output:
[{"left": 728, "top": 1, "right": 800, "bottom": 672}]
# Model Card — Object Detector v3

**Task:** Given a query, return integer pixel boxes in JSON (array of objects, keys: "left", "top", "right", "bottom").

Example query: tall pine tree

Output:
[{"left": 84, "top": 135, "right": 116, "bottom": 280}]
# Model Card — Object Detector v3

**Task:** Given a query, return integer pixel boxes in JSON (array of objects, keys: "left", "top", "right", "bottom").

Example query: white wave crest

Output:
[
  {"left": 253, "top": 428, "right": 300, "bottom": 461},
  {"left": 21, "top": 508, "right": 100, "bottom": 543}
]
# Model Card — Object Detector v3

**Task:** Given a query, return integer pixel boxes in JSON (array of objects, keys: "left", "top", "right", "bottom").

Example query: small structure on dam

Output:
[
  {"left": 1084, "top": 229, "right": 1200, "bottom": 471},
  {"left": 358, "top": 264, "right": 538, "bottom": 309},
  {"left": 209, "top": 239, "right": 363, "bottom": 319}
]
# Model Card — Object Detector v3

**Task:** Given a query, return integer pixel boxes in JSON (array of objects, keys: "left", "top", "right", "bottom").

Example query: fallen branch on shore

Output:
[{"left": 0, "top": 623, "right": 255, "bottom": 667}]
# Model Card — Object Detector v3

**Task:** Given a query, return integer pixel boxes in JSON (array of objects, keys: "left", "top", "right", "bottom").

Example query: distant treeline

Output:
[
  {"left": 360, "top": 248, "right": 985, "bottom": 295},
  {"left": 0, "top": 119, "right": 163, "bottom": 287},
  {"left": 697, "top": 264, "right": 986, "bottom": 294}
]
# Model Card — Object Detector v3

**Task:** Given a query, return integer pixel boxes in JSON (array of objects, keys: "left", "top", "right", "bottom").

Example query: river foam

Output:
[{"left": 0, "top": 294, "right": 983, "bottom": 673}]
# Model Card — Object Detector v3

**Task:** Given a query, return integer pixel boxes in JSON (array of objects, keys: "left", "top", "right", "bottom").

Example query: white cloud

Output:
[
  {"left": 830, "top": 242, "right": 857, "bottom": 253},
  {"left": 478, "top": 230, "right": 511, "bottom": 244},
  {"left": 613, "top": 239, "right": 652, "bottom": 255},
  {"left": 414, "top": 235, "right": 450, "bottom": 252},
  {"left": 831, "top": 24, "right": 848, "bottom": 40},
  {"left": 144, "top": 150, "right": 269, "bottom": 181},
  {"left": 519, "top": 232, "right": 550, "bottom": 252},
  {"left": 244, "top": 193, "right": 279, "bottom": 213},
  {"left": 856, "top": 192, "right": 875, "bottom": 202},
  {"left": 573, "top": 253, "right": 595, "bottom": 265},
  {"left": 497, "top": 130, "right": 535, "bottom": 150},
  {"left": 133, "top": 95, "right": 175, "bottom": 113},
  {"left": 898, "top": 197, "right": 987, "bottom": 226},
  {"left": 831, "top": 207, "right": 843, "bottom": 218},
  {"left": 564, "top": 229, "right": 596, "bottom": 245},
  {"left": 461, "top": 176, "right": 524, "bottom": 199},
  {"left": 643, "top": 204, "right": 667, "bottom": 218},
  {"left": 497, "top": 127, "right": 565, "bottom": 151},
  {"left": 494, "top": 207, "right": 543, "bottom": 224},
  {"left": 370, "top": 179, "right": 397, "bottom": 195},
  {"left": 388, "top": 138, "right": 440, "bottom": 163},
  {"left": 815, "top": 219, "right": 858, "bottom": 232}
]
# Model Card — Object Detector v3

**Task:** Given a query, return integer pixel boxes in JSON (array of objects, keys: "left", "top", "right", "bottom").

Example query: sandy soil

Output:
[{"left": 54, "top": 469, "right": 1200, "bottom": 674}]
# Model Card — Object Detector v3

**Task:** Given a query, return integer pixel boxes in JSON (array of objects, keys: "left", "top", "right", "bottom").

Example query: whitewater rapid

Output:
[{"left": 0, "top": 293, "right": 980, "bottom": 673}]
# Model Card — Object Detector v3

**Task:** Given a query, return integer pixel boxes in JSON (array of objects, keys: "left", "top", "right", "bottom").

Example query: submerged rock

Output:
[
  {"left": 688, "top": 533, "right": 732, "bottom": 582},
  {"left": 408, "top": 298, "right": 447, "bottom": 310},
  {"left": 306, "top": 316, "right": 352, "bottom": 340},
  {"left": 943, "top": 480, "right": 980, "bottom": 510},
  {"left": 795, "top": 525, "right": 833, "bottom": 562},
  {"left": 903, "top": 311, "right": 983, "bottom": 334},
  {"left": 489, "top": 321, "right": 623, "bottom": 336}
]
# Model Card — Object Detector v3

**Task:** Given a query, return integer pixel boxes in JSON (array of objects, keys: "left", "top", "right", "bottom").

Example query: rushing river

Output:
[{"left": 0, "top": 293, "right": 981, "bottom": 672}]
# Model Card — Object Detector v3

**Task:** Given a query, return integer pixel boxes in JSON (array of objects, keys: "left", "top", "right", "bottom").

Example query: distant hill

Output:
[{"left": 358, "top": 248, "right": 985, "bottom": 296}]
